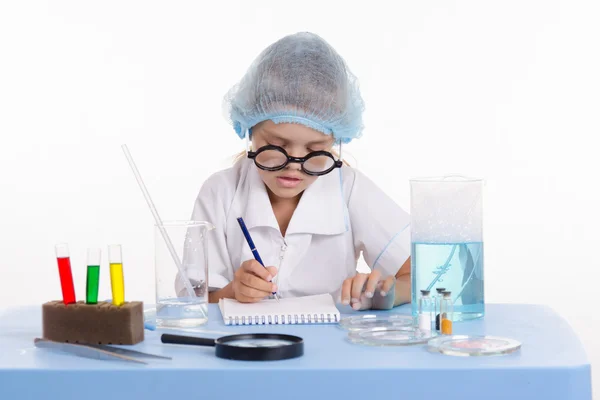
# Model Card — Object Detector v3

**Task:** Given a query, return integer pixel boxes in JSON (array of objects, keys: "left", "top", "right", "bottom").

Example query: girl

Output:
[{"left": 189, "top": 32, "right": 411, "bottom": 311}]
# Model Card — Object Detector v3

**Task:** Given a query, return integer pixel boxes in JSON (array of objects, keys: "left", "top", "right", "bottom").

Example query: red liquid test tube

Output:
[{"left": 55, "top": 243, "right": 76, "bottom": 304}]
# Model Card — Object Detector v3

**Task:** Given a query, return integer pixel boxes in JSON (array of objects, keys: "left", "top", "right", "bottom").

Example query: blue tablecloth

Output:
[{"left": 0, "top": 303, "right": 591, "bottom": 400}]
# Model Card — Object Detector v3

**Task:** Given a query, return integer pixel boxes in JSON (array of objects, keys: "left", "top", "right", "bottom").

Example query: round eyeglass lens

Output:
[
  {"left": 304, "top": 155, "right": 335, "bottom": 173},
  {"left": 255, "top": 149, "right": 287, "bottom": 169}
]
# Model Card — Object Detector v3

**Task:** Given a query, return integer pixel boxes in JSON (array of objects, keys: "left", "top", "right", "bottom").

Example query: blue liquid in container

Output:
[{"left": 411, "top": 242, "right": 484, "bottom": 321}]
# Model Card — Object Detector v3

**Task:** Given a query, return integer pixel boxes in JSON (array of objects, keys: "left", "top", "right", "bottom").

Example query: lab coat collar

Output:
[{"left": 242, "top": 159, "right": 348, "bottom": 236}]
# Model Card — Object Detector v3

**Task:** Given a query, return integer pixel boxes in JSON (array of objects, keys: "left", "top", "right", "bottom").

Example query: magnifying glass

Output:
[{"left": 161, "top": 333, "right": 304, "bottom": 361}]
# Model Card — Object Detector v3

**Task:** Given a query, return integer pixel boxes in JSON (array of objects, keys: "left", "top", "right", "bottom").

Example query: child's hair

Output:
[{"left": 222, "top": 32, "right": 366, "bottom": 146}]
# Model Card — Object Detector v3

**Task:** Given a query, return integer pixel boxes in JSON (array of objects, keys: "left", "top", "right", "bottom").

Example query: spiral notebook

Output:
[{"left": 218, "top": 294, "right": 341, "bottom": 325}]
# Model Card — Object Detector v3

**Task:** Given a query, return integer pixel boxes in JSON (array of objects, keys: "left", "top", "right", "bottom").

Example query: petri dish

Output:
[
  {"left": 347, "top": 326, "right": 437, "bottom": 346},
  {"left": 339, "top": 314, "right": 414, "bottom": 332},
  {"left": 427, "top": 335, "right": 521, "bottom": 356}
]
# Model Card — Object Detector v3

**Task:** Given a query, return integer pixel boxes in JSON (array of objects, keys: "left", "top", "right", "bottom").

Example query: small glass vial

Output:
[
  {"left": 440, "top": 291, "right": 453, "bottom": 335},
  {"left": 418, "top": 290, "right": 433, "bottom": 331},
  {"left": 434, "top": 287, "right": 446, "bottom": 331}
]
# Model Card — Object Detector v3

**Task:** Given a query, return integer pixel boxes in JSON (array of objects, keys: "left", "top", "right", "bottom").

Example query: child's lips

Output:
[{"left": 276, "top": 175, "right": 302, "bottom": 188}]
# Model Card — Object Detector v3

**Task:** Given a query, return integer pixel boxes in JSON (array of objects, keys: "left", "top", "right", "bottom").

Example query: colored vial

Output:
[
  {"left": 86, "top": 248, "right": 101, "bottom": 304},
  {"left": 435, "top": 287, "right": 445, "bottom": 331},
  {"left": 108, "top": 244, "right": 125, "bottom": 306},
  {"left": 55, "top": 243, "right": 76, "bottom": 305},
  {"left": 418, "top": 290, "right": 433, "bottom": 332},
  {"left": 441, "top": 291, "right": 453, "bottom": 335}
]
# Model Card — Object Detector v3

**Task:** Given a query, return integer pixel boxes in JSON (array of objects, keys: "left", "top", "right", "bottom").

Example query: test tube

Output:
[
  {"left": 86, "top": 248, "right": 101, "bottom": 304},
  {"left": 435, "top": 287, "right": 445, "bottom": 331},
  {"left": 108, "top": 244, "right": 125, "bottom": 306},
  {"left": 55, "top": 243, "right": 76, "bottom": 305},
  {"left": 418, "top": 290, "right": 433, "bottom": 332},
  {"left": 440, "top": 291, "right": 453, "bottom": 335}
]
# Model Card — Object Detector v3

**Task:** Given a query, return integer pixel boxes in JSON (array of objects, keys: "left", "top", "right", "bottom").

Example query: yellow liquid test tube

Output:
[{"left": 108, "top": 244, "right": 125, "bottom": 306}]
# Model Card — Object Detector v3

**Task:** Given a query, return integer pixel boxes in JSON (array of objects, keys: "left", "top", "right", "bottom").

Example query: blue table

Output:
[{"left": 0, "top": 303, "right": 591, "bottom": 400}]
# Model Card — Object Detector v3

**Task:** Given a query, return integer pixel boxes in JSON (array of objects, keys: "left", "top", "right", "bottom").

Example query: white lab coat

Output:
[{"left": 183, "top": 158, "right": 411, "bottom": 300}]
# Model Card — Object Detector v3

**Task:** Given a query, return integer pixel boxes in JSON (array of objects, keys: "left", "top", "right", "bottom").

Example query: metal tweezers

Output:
[{"left": 34, "top": 337, "right": 172, "bottom": 365}]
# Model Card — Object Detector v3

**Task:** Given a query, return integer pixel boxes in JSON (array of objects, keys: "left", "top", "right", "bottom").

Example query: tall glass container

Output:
[
  {"left": 410, "top": 175, "right": 484, "bottom": 321},
  {"left": 155, "top": 220, "right": 214, "bottom": 328}
]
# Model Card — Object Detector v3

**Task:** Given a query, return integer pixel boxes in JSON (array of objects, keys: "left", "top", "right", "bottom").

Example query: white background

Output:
[{"left": 1, "top": 0, "right": 598, "bottom": 395}]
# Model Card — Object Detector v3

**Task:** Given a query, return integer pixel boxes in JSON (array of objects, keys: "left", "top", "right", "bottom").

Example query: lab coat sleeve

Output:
[
  {"left": 176, "top": 174, "right": 234, "bottom": 296},
  {"left": 347, "top": 169, "right": 411, "bottom": 277}
]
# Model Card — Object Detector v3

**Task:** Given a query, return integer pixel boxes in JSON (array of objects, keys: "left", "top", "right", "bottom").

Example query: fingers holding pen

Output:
[{"left": 233, "top": 260, "right": 278, "bottom": 303}]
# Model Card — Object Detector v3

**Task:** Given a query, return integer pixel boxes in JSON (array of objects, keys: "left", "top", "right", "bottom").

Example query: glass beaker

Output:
[
  {"left": 410, "top": 175, "right": 484, "bottom": 322},
  {"left": 155, "top": 220, "right": 214, "bottom": 328}
]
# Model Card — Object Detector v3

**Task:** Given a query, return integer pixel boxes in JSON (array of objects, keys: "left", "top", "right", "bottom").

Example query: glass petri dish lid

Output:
[
  {"left": 348, "top": 326, "right": 437, "bottom": 346},
  {"left": 427, "top": 335, "right": 521, "bottom": 356},
  {"left": 339, "top": 314, "right": 414, "bottom": 332}
]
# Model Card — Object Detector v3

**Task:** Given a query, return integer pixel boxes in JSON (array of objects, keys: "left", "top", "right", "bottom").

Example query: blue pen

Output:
[{"left": 237, "top": 217, "right": 279, "bottom": 301}]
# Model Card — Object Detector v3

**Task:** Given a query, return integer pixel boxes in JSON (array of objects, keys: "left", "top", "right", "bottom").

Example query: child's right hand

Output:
[{"left": 232, "top": 260, "right": 278, "bottom": 303}]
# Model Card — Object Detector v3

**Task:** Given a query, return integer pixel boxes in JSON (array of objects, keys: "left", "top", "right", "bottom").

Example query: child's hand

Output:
[
  {"left": 232, "top": 260, "right": 278, "bottom": 303},
  {"left": 340, "top": 269, "right": 396, "bottom": 310}
]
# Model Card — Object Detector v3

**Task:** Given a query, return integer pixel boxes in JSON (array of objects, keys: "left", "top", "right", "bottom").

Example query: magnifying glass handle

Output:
[{"left": 161, "top": 334, "right": 216, "bottom": 347}]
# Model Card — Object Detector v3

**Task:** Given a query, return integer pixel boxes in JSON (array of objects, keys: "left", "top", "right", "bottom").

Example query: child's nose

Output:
[
  {"left": 287, "top": 146, "right": 310, "bottom": 159},
  {"left": 285, "top": 162, "right": 302, "bottom": 171}
]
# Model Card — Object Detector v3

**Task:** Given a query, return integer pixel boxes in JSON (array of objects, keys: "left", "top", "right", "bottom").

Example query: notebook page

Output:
[{"left": 219, "top": 294, "right": 340, "bottom": 324}]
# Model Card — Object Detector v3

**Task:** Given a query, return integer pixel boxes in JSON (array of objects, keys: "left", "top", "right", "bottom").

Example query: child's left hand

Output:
[{"left": 340, "top": 269, "right": 396, "bottom": 311}]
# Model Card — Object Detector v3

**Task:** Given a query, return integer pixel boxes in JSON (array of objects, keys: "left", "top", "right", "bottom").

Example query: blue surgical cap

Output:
[{"left": 223, "top": 32, "right": 365, "bottom": 144}]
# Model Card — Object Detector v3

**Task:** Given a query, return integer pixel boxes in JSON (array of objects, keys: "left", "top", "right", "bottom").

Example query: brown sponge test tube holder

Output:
[{"left": 42, "top": 300, "right": 144, "bottom": 345}]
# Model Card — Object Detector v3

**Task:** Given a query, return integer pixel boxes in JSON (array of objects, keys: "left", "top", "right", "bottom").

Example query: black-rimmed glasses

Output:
[{"left": 247, "top": 145, "right": 342, "bottom": 176}]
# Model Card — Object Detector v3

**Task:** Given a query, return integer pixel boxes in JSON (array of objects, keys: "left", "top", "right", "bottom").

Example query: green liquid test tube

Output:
[{"left": 86, "top": 248, "right": 101, "bottom": 304}]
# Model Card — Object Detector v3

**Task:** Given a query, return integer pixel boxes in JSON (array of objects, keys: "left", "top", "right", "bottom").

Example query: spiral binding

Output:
[{"left": 226, "top": 312, "right": 339, "bottom": 325}]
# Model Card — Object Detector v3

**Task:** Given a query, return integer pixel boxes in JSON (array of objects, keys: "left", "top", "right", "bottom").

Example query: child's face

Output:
[{"left": 251, "top": 120, "right": 335, "bottom": 200}]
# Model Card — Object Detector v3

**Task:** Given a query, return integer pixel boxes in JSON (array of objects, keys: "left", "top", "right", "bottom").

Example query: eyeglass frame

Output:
[{"left": 247, "top": 144, "right": 343, "bottom": 176}]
